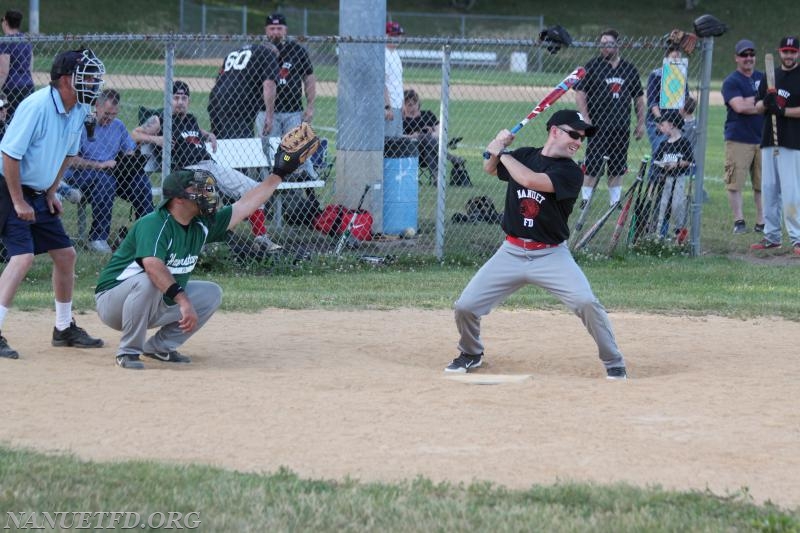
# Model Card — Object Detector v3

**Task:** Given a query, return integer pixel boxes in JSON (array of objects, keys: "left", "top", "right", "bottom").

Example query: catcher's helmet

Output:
[
  {"left": 162, "top": 169, "right": 220, "bottom": 216},
  {"left": 51, "top": 48, "right": 106, "bottom": 106}
]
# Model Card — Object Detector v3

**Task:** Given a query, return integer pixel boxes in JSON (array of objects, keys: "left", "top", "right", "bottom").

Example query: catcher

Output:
[{"left": 94, "top": 123, "right": 319, "bottom": 369}]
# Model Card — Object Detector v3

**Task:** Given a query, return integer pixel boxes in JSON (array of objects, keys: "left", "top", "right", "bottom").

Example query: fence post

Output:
[
  {"left": 241, "top": 5, "right": 247, "bottom": 35},
  {"left": 690, "top": 36, "right": 714, "bottom": 257},
  {"left": 161, "top": 40, "right": 176, "bottom": 186},
  {"left": 435, "top": 44, "right": 452, "bottom": 260}
]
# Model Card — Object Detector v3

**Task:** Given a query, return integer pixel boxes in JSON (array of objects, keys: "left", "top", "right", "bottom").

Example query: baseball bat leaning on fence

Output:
[
  {"left": 573, "top": 174, "right": 643, "bottom": 252},
  {"left": 509, "top": 66, "right": 586, "bottom": 134},
  {"left": 334, "top": 184, "right": 370, "bottom": 256},
  {"left": 628, "top": 160, "right": 652, "bottom": 245},
  {"left": 765, "top": 53, "right": 781, "bottom": 187},
  {"left": 675, "top": 163, "right": 695, "bottom": 245},
  {"left": 607, "top": 157, "right": 648, "bottom": 255},
  {"left": 570, "top": 155, "right": 609, "bottom": 248}
]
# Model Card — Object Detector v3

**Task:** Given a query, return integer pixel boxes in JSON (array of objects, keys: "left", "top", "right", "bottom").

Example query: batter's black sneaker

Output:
[
  {"left": 116, "top": 354, "right": 144, "bottom": 370},
  {"left": 444, "top": 352, "right": 483, "bottom": 373},
  {"left": 606, "top": 366, "right": 628, "bottom": 381},
  {"left": 0, "top": 332, "right": 20, "bottom": 359},
  {"left": 143, "top": 350, "right": 192, "bottom": 363},
  {"left": 52, "top": 320, "right": 104, "bottom": 348}
]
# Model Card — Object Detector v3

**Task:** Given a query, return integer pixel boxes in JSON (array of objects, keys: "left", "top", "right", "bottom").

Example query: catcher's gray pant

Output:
[
  {"left": 255, "top": 110, "right": 316, "bottom": 178},
  {"left": 95, "top": 273, "right": 222, "bottom": 357},
  {"left": 454, "top": 241, "right": 625, "bottom": 369}
]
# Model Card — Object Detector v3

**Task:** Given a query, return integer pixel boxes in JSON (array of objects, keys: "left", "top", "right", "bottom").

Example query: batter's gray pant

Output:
[
  {"left": 95, "top": 273, "right": 223, "bottom": 357},
  {"left": 454, "top": 241, "right": 625, "bottom": 369}
]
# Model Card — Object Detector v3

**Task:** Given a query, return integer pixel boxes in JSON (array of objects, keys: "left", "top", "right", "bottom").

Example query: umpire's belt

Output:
[{"left": 505, "top": 235, "right": 559, "bottom": 250}]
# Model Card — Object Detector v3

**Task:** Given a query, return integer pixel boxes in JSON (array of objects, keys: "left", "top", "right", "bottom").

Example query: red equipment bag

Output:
[{"left": 313, "top": 205, "right": 373, "bottom": 241}]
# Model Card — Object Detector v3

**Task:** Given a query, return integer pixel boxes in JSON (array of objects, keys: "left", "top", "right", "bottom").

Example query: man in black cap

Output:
[
  {"left": 0, "top": 49, "right": 106, "bottom": 359},
  {"left": 443, "top": 110, "right": 628, "bottom": 380}
]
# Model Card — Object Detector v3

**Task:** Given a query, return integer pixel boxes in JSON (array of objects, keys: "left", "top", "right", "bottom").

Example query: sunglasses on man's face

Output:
[
  {"left": 738, "top": 51, "right": 756, "bottom": 58},
  {"left": 557, "top": 126, "right": 585, "bottom": 140}
]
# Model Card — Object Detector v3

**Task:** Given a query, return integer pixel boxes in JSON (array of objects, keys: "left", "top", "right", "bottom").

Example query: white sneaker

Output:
[
  {"left": 254, "top": 235, "right": 282, "bottom": 251},
  {"left": 88, "top": 240, "right": 112, "bottom": 254}
]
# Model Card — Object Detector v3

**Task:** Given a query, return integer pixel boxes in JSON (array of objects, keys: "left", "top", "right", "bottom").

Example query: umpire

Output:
[{"left": 444, "top": 110, "right": 628, "bottom": 380}]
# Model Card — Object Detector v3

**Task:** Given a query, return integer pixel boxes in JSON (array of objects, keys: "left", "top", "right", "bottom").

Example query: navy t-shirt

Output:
[{"left": 721, "top": 69, "right": 765, "bottom": 144}]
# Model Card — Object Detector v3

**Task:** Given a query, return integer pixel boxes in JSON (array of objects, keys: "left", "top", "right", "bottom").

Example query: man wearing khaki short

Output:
[{"left": 721, "top": 39, "right": 765, "bottom": 234}]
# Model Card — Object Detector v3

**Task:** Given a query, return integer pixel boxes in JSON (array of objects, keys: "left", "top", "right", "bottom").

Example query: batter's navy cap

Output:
[
  {"left": 266, "top": 13, "right": 286, "bottom": 26},
  {"left": 546, "top": 109, "right": 597, "bottom": 137},
  {"left": 172, "top": 80, "right": 190, "bottom": 96},
  {"left": 735, "top": 39, "right": 756, "bottom": 55},
  {"left": 779, "top": 36, "right": 800, "bottom": 52}
]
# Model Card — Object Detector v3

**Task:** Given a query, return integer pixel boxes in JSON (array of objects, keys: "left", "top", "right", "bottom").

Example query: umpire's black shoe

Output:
[
  {"left": 606, "top": 366, "right": 628, "bottom": 381},
  {"left": 444, "top": 352, "right": 483, "bottom": 373},
  {"left": 52, "top": 320, "right": 104, "bottom": 348},
  {"left": 0, "top": 332, "right": 20, "bottom": 359},
  {"left": 143, "top": 350, "right": 192, "bottom": 363},
  {"left": 116, "top": 354, "right": 144, "bottom": 370}
]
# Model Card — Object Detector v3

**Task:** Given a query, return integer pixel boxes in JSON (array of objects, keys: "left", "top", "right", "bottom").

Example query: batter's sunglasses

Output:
[{"left": 557, "top": 126, "right": 586, "bottom": 140}]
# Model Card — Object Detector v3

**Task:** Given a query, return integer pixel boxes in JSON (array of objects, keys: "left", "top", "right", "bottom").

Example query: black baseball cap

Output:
[
  {"left": 546, "top": 109, "right": 597, "bottom": 137},
  {"left": 50, "top": 49, "right": 90, "bottom": 80},
  {"left": 266, "top": 13, "right": 286, "bottom": 26},
  {"left": 159, "top": 170, "right": 196, "bottom": 207},
  {"left": 172, "top": 80, "right": 190, "bottom": 96},
  {"left": 779, "top": 36, "right": 800, "bottom": 52}
]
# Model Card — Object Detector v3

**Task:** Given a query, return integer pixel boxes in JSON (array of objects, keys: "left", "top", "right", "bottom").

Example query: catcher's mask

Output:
[
  {"left": 163, "top": 169, "right": 220, "bottom": 216},
  {"left": 51, "top": 48, "right": 106, "bottom": 105}
]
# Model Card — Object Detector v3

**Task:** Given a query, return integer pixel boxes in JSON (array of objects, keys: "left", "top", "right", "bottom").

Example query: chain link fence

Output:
[{"left": 1, "top": 32, "right": 716, "bottom": 263}]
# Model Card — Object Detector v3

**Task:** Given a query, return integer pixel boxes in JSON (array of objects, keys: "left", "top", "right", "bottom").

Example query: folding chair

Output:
[{"left": 310, "top": 137, "right": 333, "bottom": 181}]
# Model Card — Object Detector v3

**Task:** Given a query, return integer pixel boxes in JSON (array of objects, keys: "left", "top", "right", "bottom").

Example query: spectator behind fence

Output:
[
  {"left": 0, "top": 10, "right": 34, "bottom": 118},
  {"left": 402, "top": 88, "right": 467, "bottom": 184},
  {"left": 385, "top": 21, "right": 404, "bottom": 137},
  {"left": 208, "top": 39, "right": 279, "bottom": 140},
  {"left": 575, "top": 28, "right": 645, "bottom": 207},
  {"left": 646, "top": 45, "right": 684, "bottom": 158},
  {"left": 253, "top": 13, "right": 318, "bottom": 180},
  {"left": 751, "top": 36, "right": 800, "bottom": 256},
  {"left": 722, "top": 39, "right": 766, "bottom": 235},
  {"left": 63, "top": 89, "right": 154, "bottom": 254},
  {"left": 0, "top": 48, "right": 107, "bottom": 360},
  {"left": 133, "top": 80, "right": 282, "bottom": 251}
]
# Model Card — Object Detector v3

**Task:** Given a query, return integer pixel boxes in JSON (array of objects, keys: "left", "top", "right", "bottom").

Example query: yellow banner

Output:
[{"left": 660, "top": 58, "right": 688, "bottom": 110}]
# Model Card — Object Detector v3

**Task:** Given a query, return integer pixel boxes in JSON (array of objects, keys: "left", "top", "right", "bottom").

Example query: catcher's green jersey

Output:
[{"left": 95, "top": 205, "right": 233, "bottom": 297}]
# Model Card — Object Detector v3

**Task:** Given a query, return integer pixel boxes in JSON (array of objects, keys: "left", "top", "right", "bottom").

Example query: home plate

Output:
[{"left": 445, "top": 373, "right": 532, "bottom": 385}]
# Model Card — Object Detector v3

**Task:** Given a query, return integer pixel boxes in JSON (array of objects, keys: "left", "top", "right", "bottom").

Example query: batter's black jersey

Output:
[
  {"left": 161, "top": 113, "right": 210, "bottom": 171},
  {"left": 759, "top": 65, "right": 800, "bottom": 150},
  {"left": 496, "top": 147, "right": 583, "bottom": 244},
  {"left": 575, "top": 56, "right": 644, "bottom": 130},
  {"left": 274, "top": 40, "right": 314, "bottom": 113},
  {"left": 209, "top": 43, "right": 279, "bottom": 119},
  {"left": 652, "top": 136, "right": 695, "bottom": 179}
]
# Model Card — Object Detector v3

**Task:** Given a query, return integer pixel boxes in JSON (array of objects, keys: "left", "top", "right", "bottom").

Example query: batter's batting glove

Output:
[
  {"left": 693, "top": 14, "right": 727, "bottom": 38},
  {"left": 538, "top": 25, "right": 572, "bottom": 54},
  {"left": 763, "top": 90, "right": 785, "bottom": 116},
  {"left": 272, "top": 122, "right": 320, "bottom": 179}
]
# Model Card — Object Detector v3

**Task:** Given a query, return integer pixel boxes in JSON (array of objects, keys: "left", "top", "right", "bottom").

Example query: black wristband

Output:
[{"left": 165, "top": 283, "right": 184, "bottom": 299}]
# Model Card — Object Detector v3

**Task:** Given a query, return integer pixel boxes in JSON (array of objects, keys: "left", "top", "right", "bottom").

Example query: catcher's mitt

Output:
[
  {"left": 693, "top": 14, "right": 727, "bottom": 38},
  {"left": 667, "top": 29, "right": 698, "bottom": 55},
  {"left": 538, "top": 24, "right": 572, "bottom": 54},
  {"left": 273, "top": 122, "right": 320, "bottom": 179}
]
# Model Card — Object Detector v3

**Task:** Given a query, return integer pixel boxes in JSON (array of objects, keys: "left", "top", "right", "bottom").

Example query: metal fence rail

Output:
[{"left": 0, "top": 32, "right": 713, "bottom": 261}]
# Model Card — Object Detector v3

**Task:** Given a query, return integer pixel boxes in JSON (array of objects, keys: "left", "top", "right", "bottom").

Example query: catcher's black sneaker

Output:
[
  {"left": 606, "top": 366, "right": 628, "bottom": 381},
  {"left": 116, "top": 354, "right": 144, "bottom": 370},
  {"left": 444, "top": 352, "right": 483, "bottom": 373},
  {"left": 143, "top": 350, "right": 192, "bottom": 363},
  {"left": 0, "top": 332, "right": 20, "bottom": 359},
  {"left": 52, "top": 320, "right": 104, "bottom": 348}
]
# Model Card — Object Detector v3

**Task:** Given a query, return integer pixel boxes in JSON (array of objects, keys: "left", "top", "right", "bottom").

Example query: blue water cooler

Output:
[{"left": 383, "top": 137, "right": 419, "bottom": 235}]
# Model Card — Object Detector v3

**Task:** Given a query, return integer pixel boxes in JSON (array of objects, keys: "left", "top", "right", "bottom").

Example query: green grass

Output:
[{"left": 1, "top": 446, "right": 798, "bottom": 532}]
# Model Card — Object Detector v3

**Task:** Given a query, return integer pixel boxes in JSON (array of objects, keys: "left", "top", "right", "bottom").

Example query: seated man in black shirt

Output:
[{"left": 402, "top": 88, "right": 465, "bottom": 178}]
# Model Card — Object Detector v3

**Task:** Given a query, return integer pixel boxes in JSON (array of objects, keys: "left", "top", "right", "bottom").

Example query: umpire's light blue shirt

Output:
[{"left": 0, "top": 85, "right": 89, "bottom": 190}]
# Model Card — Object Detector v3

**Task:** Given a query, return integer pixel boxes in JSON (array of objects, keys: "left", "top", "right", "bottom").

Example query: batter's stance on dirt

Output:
[
  {"left": 444, "top": 110, "right": 628, "bottom": 380},
  {"left": 94, "top": 123, "right": 319, "bottom": 370}
]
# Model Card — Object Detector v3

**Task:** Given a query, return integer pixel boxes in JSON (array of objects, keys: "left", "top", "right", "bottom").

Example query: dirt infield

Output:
[{"left": 0, "top": 308, "right": 797, "bottom": 508}]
